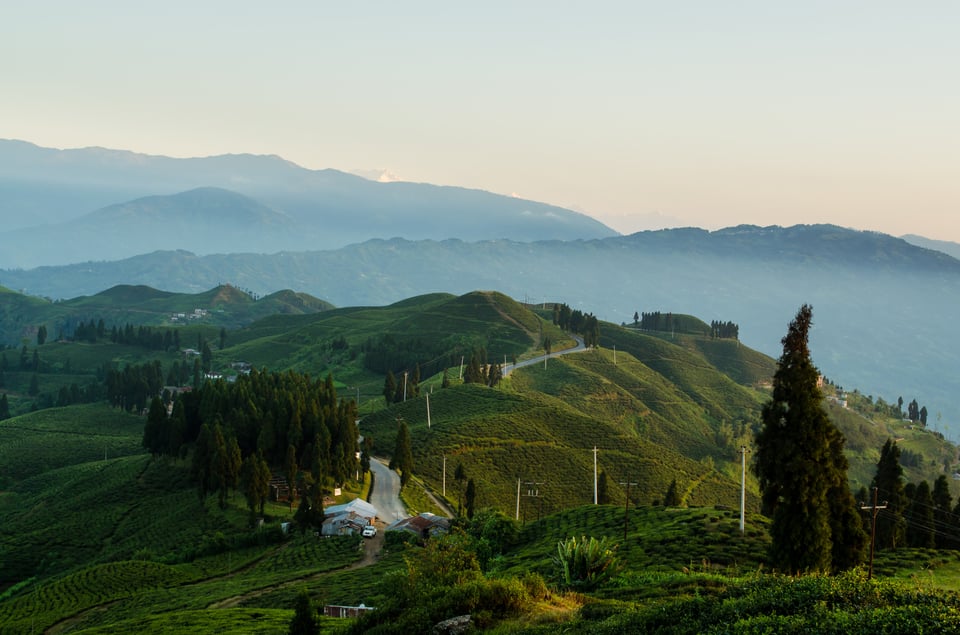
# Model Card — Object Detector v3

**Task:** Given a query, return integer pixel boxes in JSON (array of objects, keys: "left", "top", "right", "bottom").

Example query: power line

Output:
[{"left": 860, "top": 487, "right": 888, "bottom": 579}]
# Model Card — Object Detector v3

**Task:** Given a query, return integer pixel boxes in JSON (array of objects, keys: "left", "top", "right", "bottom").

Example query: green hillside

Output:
[
  {"left": 221, "top": 290, "right": 571, "bottom": 407},
  {"left": 3, "top": 289, "right": 960, "bottom": 633},
  {"left": 0, "top": 283, "right": 333, "bottom": 348}
]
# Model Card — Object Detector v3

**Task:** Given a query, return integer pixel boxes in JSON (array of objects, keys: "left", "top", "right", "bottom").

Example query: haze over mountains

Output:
[
  {"left": 2, "top": 140, "right": 960, "bottom": 440},
  {"left": 0, "top": 140, "right": 616, "bottom": 267}
]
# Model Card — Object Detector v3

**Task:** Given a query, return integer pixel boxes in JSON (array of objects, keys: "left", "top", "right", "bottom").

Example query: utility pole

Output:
[
  {"left": 613, "top": 345, "right": 616, "bottom": 365},
  {"left": 516, "top": 477, "right": 521, "bottom": 521},
  {"left": 523, "top": 481, "right": 544, "bottom": 524},
  {"left": 860, "top": 487, "right": 888, "bottom": 579},
  {"left": 402, "top": 371, "right": 408, "bottom": 402},
  {"left": 459, "top": 356, "right": 464, "bottom": 381},
  {"left": 739, "top": 445, "right": 750, "bottom": 534},
  {"left": 593, "top": 447, "right": 598, "bottom": 505},
  {"left": 442, "top": 454, "right": 447, "bottom": 496},
  {"left": 426, "top": 392, "right": 431, "bottom": 429},
  {"left": 619, "top": 478, "right": 638, "bottom": 541}
]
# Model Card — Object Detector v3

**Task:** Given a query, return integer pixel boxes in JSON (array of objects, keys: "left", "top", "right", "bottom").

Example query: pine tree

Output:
[
  {"left": 389, "top": 417, "right": 414, "bottom": 490},
  {"left": 465, "top": 478, "right": 477, "bottom": 519},
  {"left": 288, "top": 589, "right": 320, "bottom": 635},
  {"left": 933, "top": 475, "right": 953, "bottom": 548},
  {"left": 597, "top": 469, "right": 609, "bottom": 504},
  {"left": 663, "top": 479, "right": 682, "bottom": 507},
  {"left": 454, "top": 462, "right": 467, "bottom": 515},
  {"left": 383, "top": 371, "right": 396, "bottom": 404},
  {"left": 753, "top": 305, "right": 865, "bottom": 574},
  {"left": 872, "top": 438, "right": 907, "bottom": 550},
  {"left": 907, "top": 480, "right": 935, "bottom": 548},
  {"left": 285, "top": 444, "right": 299, "bottom": 511},
  {"left": 143, "top": 397, "right": 167, "bottom": 456},
  {"left": 192, "top": 423, "right": 215, "bottom": 500},
  {"left": 0, "top": 393, "right": 10, "bottom": 421},
  {"left": 411, "top": 363, "right": 421, "bottom": 397}
]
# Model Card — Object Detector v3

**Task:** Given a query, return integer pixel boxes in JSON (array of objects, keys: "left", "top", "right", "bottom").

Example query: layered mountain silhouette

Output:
[
  {"left": 3, "top": 224, "right": 959, "bottom": 438},
  {"left": 0, "top": 140, "right": 617, "bottom": 267}
]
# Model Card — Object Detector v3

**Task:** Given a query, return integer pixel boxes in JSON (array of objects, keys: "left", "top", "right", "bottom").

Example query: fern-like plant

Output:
[{"left": 555, "top": 535, "right": 619, "bottom": 589}]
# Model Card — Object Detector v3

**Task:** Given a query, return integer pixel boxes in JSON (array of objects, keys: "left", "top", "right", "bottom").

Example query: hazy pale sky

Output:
[{"left": 3, "top": 2, "right": 958, "bottom": 240}]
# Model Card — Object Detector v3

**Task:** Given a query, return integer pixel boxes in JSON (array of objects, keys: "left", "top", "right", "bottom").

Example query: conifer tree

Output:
[
  {"left": 411, "top": 363, "right": 421, "bottom": 397},
  {"left": 390, "top": 417, "right": 414, "bottom": 490},
  {"left": 0, "top": 393, "right": 10, "bottom": 420},
  {"left": 143, "top": 397, "right": 167, "bottom": 456},
  {"left": 907, "top": 480, "right": 935, "bottom": 548},
  {"left": 192, "top": 423, "right": 215, "bottom": 500},
  {"left": 753, "top": 305, "right": 865, "bottom": 574},
  {"left": 663, "top": 479, "right": 681, "bottom": 507},
  {"left": 872, "top": 438, "right": 907, "bottom": 549},
  {"left": 933, "top": 475, "right": 953, "bottom": 548},
  {"left": 465, "top": 478, "right": 477, "bottom": 519},
  {"left": 288, "top": 589, "right": 320, "bottom": 635},
  {"left": 383, "top": 371, "right": 396, "bottom": 404}
]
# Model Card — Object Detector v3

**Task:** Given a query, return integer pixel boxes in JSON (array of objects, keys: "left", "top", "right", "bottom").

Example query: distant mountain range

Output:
[
  {"left": 3, "top": 223, "right": 959, "bottom": 440},
  {"left": 0, "top": 139, "right": 616, "bottom": 267}
]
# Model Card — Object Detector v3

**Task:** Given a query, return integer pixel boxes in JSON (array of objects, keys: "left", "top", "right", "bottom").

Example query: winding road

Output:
[
  {"left": 369, "top": 457, "right": 407, "bottom": 523},
  {"left": 503, "top": 335, "right": 586, "bottom": 376}
]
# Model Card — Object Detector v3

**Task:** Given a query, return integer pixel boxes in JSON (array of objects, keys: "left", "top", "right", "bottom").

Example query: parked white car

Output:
[{"left": 361, "top": 524, "right": 377, "bottom": 538}]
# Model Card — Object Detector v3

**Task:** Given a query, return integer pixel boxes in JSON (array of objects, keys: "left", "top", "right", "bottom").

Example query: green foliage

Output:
[
  {"left": 347, "top": 530, "right": 544, "bottom": 634},
  {"left": 288, "top": 588, "right": 320, "bottom": 635},
  {"left": 555, "top": 570, "right": 960, "bottom": 635},
  {"left": 754, "top": 305, "right": 866, "bottom": 574},
  {"left": 555, "top": 535, "right": 619, "bottom": 590},
  {"left": 390, "top": 417, "right": 414, "bottom": 489},
  {"left": 873, "top": 438, "right": 908, "bottom": 550}
]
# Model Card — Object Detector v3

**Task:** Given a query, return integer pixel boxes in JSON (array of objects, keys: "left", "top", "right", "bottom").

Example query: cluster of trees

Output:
[
  {"left": 636, "top": 311, "right": 678, "bottom": 333},
  {"left": 362, "top": 334, "right": 435, "bottom": 375},
  {"left": 142, "top": 369, "right": 360, "bottom": 523},
  {"left": 863, "top": 439, "right": 960, "bottom": 550},
  {"left": 552, "top": 304, "right": 600, "bottom": 347},
  {"left": 5, "top": 346, "right": 44, "bottom": 373},
  {"left": 709, "top": 320, "right": 739, "bottom": 340},
  {"left": 105, "top": 360, "right": 166, "bottom": 413},
  {"left": 382, "top": 364, "right": 422, "bottom": 404},
  {"left": 462, "top": 347, "right": 502, "bottom": 387},
  {"left": 899, "top": 397, "right": 929, "bottom": 426},
  {"left": 110, "top": 323, "right": 183, "bottom": 352}
]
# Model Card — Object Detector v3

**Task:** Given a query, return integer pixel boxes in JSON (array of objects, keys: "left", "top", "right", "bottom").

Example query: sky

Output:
[{"left": 2, "top": 2, "right": 958, "bottom": 241}]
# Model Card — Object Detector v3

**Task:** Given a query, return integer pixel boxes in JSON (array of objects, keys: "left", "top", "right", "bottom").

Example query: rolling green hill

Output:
[
  {"left": 0, "top": 283, "right": 333, "bottom": 347},
  {"left": 3, "top": 289, "right": 960, "bottom": 633}
]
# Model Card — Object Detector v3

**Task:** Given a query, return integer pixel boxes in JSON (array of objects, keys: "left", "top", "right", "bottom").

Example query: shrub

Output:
[{"left": 555, "top": 535, "right": 619, "bottom": 590}]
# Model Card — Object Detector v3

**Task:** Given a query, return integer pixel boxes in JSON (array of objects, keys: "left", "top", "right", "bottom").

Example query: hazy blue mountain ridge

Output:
[
  {"left": 2, "top": 224, "right": 958, "bottom": 438},
  {"left": 0, "top": 140, "right": 617, "bottom": 266}
]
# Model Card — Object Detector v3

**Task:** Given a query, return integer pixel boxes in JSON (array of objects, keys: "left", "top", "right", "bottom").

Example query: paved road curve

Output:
[
  {"left": 504, "top": 335, "right": 586, "bottom": 377},
  {"left": 369, "top": 457, "right": 407, "bottom": 524}
]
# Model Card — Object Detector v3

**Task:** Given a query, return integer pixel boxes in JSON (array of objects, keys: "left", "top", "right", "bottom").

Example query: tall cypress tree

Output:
[
  {"left": 872, "top": 438, "right": 907, "bottom": 550},
  {"left": 933, "top": 475, "right": 953, "bottom": 548},
  {"left": 753, "top": 305, "right": 865, "bottom": 574},
  {"left": 907, "top": 480, "right": 935, "bottom": 548},
  {"left": 389, "top": 416, "right": 414, "bottom": 490}
]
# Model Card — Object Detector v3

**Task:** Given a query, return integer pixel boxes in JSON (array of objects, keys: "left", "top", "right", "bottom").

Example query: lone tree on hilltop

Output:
[{"left": 753, "top": 304, "right": 866, "bottom": 574}]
